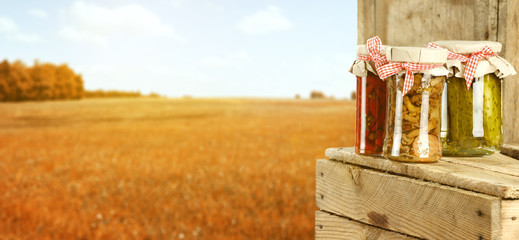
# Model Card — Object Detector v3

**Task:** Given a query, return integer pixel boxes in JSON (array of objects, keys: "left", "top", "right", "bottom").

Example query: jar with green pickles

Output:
[{"left": 430, "top": 41, "right": 517, "bottom": 156}]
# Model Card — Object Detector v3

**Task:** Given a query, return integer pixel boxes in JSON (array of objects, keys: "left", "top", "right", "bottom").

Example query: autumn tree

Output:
[
  {"left": 0, "top": 59, "right": 85, "bottom": 102},
  {"left": 310, "top": 90, "right": 325, "bottom": 99},
  {"left": 0, "top": 60, "right": 11, "bottom": 101}
]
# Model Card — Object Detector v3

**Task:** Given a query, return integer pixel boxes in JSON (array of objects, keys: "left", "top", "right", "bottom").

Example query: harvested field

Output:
[{"left": 0, "top": 98, "right": 354, "bottom": 239}]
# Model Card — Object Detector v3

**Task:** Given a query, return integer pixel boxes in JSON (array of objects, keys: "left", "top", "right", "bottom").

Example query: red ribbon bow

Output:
[
  {"left": 427, "top": 42, "right": 469, "bottom": 62},
  {"left": 378, "top": 62, "right": 443, "bottom": 95},
  {"left": 356, "top": 36, "right": 388, "bottom": 75},
  {"left": 427, "top": 43, "right": 497, "bottom": 89},
  {"left": 463, "top": 46, "right": 497, "bottom": 89}
]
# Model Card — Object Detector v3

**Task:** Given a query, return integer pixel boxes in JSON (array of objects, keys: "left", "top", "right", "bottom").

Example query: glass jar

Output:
[
  {"left": 441, "top": 74, "right": 502, "bottom": 156},
  {"left": 380, "top": 46, "right": 448, "bottom": 162},
  {"left": 351, "top": 41, "right": 388, "bottom": 155},
  {"left": 430, "top": 40, "right": 517, "bottom": 156},
  {"left": 355, "top": 72, "right": 387, "bottom": 155},
  {"left": 383, "top": 73, "right": 445, "bottom": 162}
]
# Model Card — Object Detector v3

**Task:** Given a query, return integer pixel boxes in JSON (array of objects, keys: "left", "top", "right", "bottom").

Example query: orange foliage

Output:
[
  {"left": 84, "top": 90, "right": 164, "bottom": 98},
  {"left": 0, "top": 59, "right": 84, "bottom": 101},
  {"left": 84, "top": 90, "right": 142, "bottom": 98},
  {"left": 0, "top": 98, "right": 354, "bottom": 239},
  {"left": 310, "top": 90, "right": 326, "bottom": 99}
]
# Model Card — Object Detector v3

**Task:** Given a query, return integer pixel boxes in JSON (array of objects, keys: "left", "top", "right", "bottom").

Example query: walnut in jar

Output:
[{"left": 383, "top": 73, "right": 445, "bottom": 162}]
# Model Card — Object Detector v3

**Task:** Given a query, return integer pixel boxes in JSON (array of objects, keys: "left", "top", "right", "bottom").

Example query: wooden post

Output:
[
  {"left": 358, "top": 0, "right": 519, "bottom": 152},
  {"left": 498, "top": 0, "right": 519, "bottom": 147}
]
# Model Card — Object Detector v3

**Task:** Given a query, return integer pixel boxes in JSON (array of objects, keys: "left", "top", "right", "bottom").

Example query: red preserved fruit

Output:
[{"left": 355, "top": 72, "right": 387, "bottom": 155}]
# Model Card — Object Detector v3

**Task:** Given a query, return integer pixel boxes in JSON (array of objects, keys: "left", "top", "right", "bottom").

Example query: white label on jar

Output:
[
  {"left": 473, "top": 76, "right": 484, "bottom": 137},
  {"left": 418, "top": 74, "right": 431, "bottom": 158},
  {"left": 440, "top": 81, "right": 448, "bottom": 138},
  {"left": 391, "top": 75, "right": 403, "bottom": 157},
  {"left": 360, "top": 76, "right": 367, "bottom": 153}
]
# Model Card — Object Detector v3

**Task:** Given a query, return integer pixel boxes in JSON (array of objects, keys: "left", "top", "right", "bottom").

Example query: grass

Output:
[{"left": 0, "top": 98, "right": 354, "bottom": 239}]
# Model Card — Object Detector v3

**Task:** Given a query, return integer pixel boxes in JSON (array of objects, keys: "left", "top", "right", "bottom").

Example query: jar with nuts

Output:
[
  {"left": 379, "top": 47, "right": 449, "bottom": 162},
  {"left": 350, "top": 37, "right": 388, "bottom": 155}
]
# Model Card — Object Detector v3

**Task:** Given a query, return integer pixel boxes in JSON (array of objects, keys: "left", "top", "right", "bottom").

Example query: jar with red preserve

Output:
[{"left": 350, "top": 40, "right": 388, "bottom": 155}]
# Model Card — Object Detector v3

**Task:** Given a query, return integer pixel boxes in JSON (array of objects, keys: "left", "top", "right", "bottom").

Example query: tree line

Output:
[
  {"left": 0, "top": 59, "right": 163, "bottom": 102},
  {"left": 0, "top": 59, "right": 84, "bottom": 101},
  {"left": 85, "top": 90, "right": 142, "bottom": 98}
]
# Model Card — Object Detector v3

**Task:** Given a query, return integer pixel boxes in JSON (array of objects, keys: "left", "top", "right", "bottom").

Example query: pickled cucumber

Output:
[
  {"left": 483, "top": 74, "right": 502, "bottom": 148},
  {"left": 442, "top": 73, "right": 502, "bottom": 156}
]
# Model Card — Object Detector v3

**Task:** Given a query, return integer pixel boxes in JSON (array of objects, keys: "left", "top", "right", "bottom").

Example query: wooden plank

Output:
[
  {"left": 502, "top": 144, "right": 519, "bottom": 160},
  {"left": 441, "top": 153, "right": 519, "bottom": 177},
  {"left": 501, "top": 200, "right": 519, "bottom": 239},
  {"left": 497, "top": 0, "right": 508, "bottom": 54},
  {"left": 373, "top": 0, "right": 498, "bottom": 46},
  {"left": 499, "top": 0, "right": 519, "bottom": 145},
  {"left": 326, "top": 147, "right": 519, "bottom": 198},
  {"left": 316, "top": 159, "right": 501, "bottom": 240},
  {"left": 357, "top": 0, "right": 375, "bottom": 44},
  {"left": 315, "top": 211, "right": 419, "bottom": 240}
]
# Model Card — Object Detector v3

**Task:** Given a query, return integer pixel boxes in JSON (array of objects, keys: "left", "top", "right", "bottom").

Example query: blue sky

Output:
[{"left": 0, "top": 0, "right": 357, "bottom": 98}]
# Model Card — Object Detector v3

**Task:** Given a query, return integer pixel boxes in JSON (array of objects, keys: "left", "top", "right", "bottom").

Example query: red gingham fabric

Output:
[
  {"left": 463, "top": 46, "right": 497, "bottom": 89},
  {"left": 378, "top": 62, "right": 443, "bottom": 95},
  {"left": 356, "top": 36, "right": 388, "bottom": 75},
  {"left": 427, "top": 42, "right": 469, "bottom": 62},
  {"left": 427, "top": 43, "right": 498, "bottom": 89},
  {"left": 356, "top": 54, "right": 371, "bottom": 61}
]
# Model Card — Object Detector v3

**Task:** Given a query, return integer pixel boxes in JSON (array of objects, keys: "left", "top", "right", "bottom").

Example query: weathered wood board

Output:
[
  {"left": 358, "top": 0, "right": 498, "bottom": 46},
  {"left": 316, "top": 159, "right": 501, "bottom": 239},
  {"left": 315, "top": 211, "right": 419, "bottom": 240},
  {"left": 325, "top": 148, "right": 519, "bottom": 198},
  {"left": 502, "top": 144, "right": 519, "bottom": 160},
  {"left": 501, "top": 200, "right": 519, "bottom": 239},
  {"left": 499, "top": 0, "right": 519, "bottom": 145},
  {"left": 358, "top": 0, "right": 519, "bottom": 146}
]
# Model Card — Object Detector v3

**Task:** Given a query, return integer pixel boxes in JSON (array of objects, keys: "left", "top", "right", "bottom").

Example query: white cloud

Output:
[
  {"left": 59, "top": 1, "right": 183, "bottom": 45},
  {"left": 0, "top": 17, "right": 18, "bottom": 33},
  {"left": 166, "top": 0, "right": 183, "bottom": 7},
  {"left": 7, "top": 33, "right": 41, "bottom": 43},
  {"left": 238, "top": 5, "right": 293, "bottom": 35},
  {"left": 202, "top": 51, "right": 250, "bottom": 68},
  {"left": 201, "top": 2, "right": 224, "bottom": 11},
  {"left": 28, "top": 9, "right": 48, "bottom": 18},
  {"left": 0, "top": 16, "right": 41, "bottom": 43}
]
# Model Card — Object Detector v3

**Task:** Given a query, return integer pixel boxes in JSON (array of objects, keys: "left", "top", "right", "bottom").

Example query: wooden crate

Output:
[{"left": 315, "top": 148, "right": 519, "bottom": 239}]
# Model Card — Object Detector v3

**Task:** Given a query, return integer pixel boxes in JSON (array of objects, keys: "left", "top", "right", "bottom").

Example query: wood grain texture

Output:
[
  {"left": 501, "top": 200, "right": 519, "bottom": 239},
  {"left": 316, "top": 159, "right": 501, "bottom": 240},
  {"left": 440, "top": 153, "right": 519, "bottom": 177},
  {"left": 315, "top": 211, "right": 419, "bottom": 240},
  {"left": 357, "top": 0, "right": 375, "bottom": 44},
  {"left": 499, "top": 0, "right": 519, "bottom": 144},
  {"left": 326, "top": 147, "right": 519, "bottom": 198},
  {"left": 373, "top": 0, "right": 498, "bottom": 46},
  {"left": 502, "top": 144, "right": 519, "bottom": 160}
]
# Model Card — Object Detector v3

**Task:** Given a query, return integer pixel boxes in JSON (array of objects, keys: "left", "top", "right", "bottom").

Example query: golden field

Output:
[{"left": 0, "top": 98, "right": 355, "bottom": 239}]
